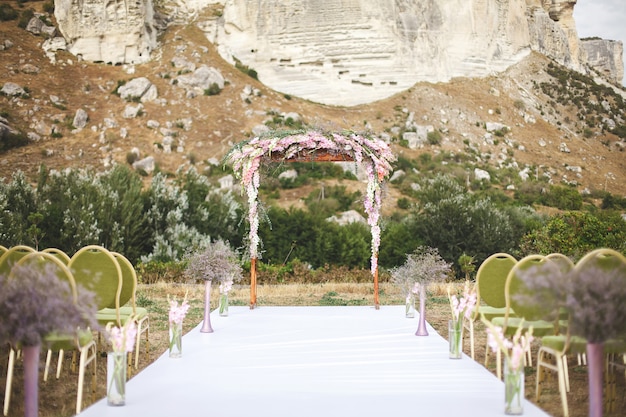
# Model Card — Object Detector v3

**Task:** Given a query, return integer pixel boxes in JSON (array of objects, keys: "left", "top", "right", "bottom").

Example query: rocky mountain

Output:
[{"left": 1, "top": 0, "right": 625, "bottom": 201}]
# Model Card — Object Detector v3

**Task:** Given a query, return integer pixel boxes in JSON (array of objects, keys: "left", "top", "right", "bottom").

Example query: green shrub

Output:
[
  {"left": 427, "top": 130, "right": 442, "bottom": 145},
  {"left": 204, "top": 83, "right": 222, "bottom": 96},
  {"left": 17, "top": 8, "right": 34, "bottom": 29},
  {"left": 0, "top": 3, "right": 18, "bottom": 21},
  {"left": 0, "top": 131, "right": 29, "bottom": 152},
  {"left": 42, "top": 1, "right": 54, "bottom": 13}
]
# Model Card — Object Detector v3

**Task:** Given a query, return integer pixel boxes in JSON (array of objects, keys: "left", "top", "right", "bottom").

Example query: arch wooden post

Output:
[
  {"left": 374, "top": 265, "right": 380, "bottom": 309},
  {"left": 250, "top": 257, "right": 257, "bottom": 309}
]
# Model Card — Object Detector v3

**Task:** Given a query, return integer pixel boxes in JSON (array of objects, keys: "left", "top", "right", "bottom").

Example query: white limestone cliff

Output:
[
  {"left": 580, "top": 38, "right": 625, "bottom": 86},
  {"left": 209, "top": 0, "right": 588, "bottom": 106},
  {"left": 54, "top": 0, "right": 157, "bottom": 64}
]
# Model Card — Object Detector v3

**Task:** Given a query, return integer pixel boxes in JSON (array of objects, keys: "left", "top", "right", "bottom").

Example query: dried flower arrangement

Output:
[{"left": 0, "top": 264, "right": 97, "bottom": 417}]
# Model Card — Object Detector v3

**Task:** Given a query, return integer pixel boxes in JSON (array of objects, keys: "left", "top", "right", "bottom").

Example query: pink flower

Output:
[
  {"left": 106, "top": 320, "right": 137, "bottom": 353},
  {"left": 168, "top": 296, "right": 190, "bottom": 325}
]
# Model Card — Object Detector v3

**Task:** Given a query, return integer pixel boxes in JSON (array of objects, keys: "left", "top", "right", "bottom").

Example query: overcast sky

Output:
[{"left": 573, "top": 0, "right": 626, "bottom": 85}]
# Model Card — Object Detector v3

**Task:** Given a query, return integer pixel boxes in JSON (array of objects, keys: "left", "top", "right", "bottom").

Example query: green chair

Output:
[
  {"left": 97, "top": 252, "right": 150, "bottom": 369},
  {"left": 491, "top": 255, "right": 559, "bottom": 379},
  {"left": 41, "top": 247, "right": 71, "bottom": 264},
  {"left": 0, "top": 245, "right": 36, "bottom": 276},
  {"left": 466, "top": 253, "right": 517, "bottom": 361},
  {"left": 69, "top": 245, "right": 123, "bottom": 326},
  {"left": 3, "top": 252, "right": 97, "bottom": 415},
  {"left": 2, "top": 246, "right": 38, "bottom": 416},
  {"left": 536, "top": 249, "right": 626, "bottom": 417}
]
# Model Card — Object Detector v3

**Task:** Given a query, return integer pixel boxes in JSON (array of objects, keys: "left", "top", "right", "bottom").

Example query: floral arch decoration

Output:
[{"left": 225, "top": 129, "right": 396, "bottom": 309}]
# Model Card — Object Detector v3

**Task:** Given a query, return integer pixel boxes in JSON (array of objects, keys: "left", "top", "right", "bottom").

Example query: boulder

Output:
[
  {"left": 118, "top": 77, "right": 155, "bottom": 101},
  {"left": 175, "top": 65, "right": 224, "bottom": 94},
  {"left": 1, "top": 82, "right": 26, "bottom": 97},
  {"left": 73, "top": 109, "right": 89, "bottom": 129},
  {"left": 474, "top": 168, "right": 491, "bottom": 182},
  {"left": 132, "top": 156, "right": 155, "bottom": 174},
  {"left": 122, "top": 103, "right": 144, "bottom": 119}
]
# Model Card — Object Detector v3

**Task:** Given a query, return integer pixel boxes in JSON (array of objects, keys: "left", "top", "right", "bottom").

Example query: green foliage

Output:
[
  {"left": 0, "top": 165, "right": 245, "bottom": 264},
  {"left": 304, "top": 185, "right": 360, "bottom": 217},
  {"left": 458, "top": 253, "right": 476, "bottom": 281},
  {"left": 204, "top": 83, "right": 222, "bottom": 96},
  {"left": 0, "top": 3, "right": 18, "bottom": 21},
  {"left": 0, "top": 171, "right": 37, "bottom": 246},
  {"left": 601, "top": 193, "right": 626, "bottom": 210},
  {"left": 409, "top": 174, "right": 535, "bottom": 274},
  {"left": 427, "top": 130, "right": 442, "bottom": 145},
  {"left": 17, "top": 8, "right": 34, "bottom": 29},
  {"left": 319, "top": 291, "right": 367, "bottom": 306},
  {"left": 42, "top": 1, "right": 54, "bottom": 13},
  {"left": 0, "top": 130, "right": 29, "bottom": 152},
  {"left": 540, "top": 185, "right": 583, "bottom": 210},
  {"left": 234, "top": 58, "right": 258, "bottom": 80},
  {"left": 137, "top": 260, "right": 186, "bottom": 284},
  {"left": 519, "top": 211, "right": 626, "bottom": 259},
  {"left": 258, "top": 206, "right": 370, "bottom": 269}
]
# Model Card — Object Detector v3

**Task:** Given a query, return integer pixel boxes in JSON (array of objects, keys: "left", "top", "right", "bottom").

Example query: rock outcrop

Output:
[
  {"left": 54, "top": 0, "right": 158, "bottom": 64},
  {"left": 209, "top": 0, "right": 589, "bottom": 106},
  {"left": 580, "top": 38, "right": 625, "bottom": 86}
]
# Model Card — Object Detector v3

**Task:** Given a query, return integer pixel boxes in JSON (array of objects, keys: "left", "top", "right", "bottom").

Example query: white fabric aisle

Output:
[{"left": 77, "top": 306, "right": 550, "bottom": 417}]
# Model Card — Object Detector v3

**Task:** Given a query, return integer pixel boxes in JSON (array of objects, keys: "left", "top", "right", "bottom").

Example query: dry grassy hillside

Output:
[{"left": 1, "top": 1, "right": 625, "bottom": 199}]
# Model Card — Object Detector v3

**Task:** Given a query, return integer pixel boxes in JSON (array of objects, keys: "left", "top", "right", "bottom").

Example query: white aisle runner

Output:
[{"left": 78, "top": 306, "right": 549, "bottom": 417}]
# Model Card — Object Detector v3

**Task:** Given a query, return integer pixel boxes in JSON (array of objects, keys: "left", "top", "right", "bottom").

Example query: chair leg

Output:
[
  {"left": 562, "top": 355, "right": 570, "bottom": 392},
  {"left": 3, "top": 349, "right": 16, "bottom": 416},
  {"left": 43, "top": 349, "right": 52, "bottom": 381},
  {"left": 134, "top": 317, "right": 150, "bottom": 369},
  {"left": 468, "top": 320, "right": 475, "bottom": 360},
  {"left": 76, "top": 341, "right": 97, "bottom": 414},
  {"left": 56, "top": 349, "right": 65, "bottom": 379},
  {"left": 556, "top": 353, "right": 570, "bottom": 417},
  {"left": 535, "top": 350, "right": 543, "bottom": 402}
]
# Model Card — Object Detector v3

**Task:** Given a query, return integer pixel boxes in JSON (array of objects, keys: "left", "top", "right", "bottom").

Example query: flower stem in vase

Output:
[
  {"left": 107, "top": 352, "right": 127, "bottom": 406},
  {"left": 504, "top": 361, "right": 524, "bottom": 415},
  {"left": 415, "top": 284, "right": 428, "bottom": 336},
  {"left": 219, "top": 293, "right": 229, "bottom": 317},
  {"left": 405, "top": 292, "right": 415, "bottom": 318},
  {"left": 200, "top": 280, "right": 214, "bottom": 333},
  {"left": 448, "top": 319, "right": 463, "bottom": 359},
  {"left": 169, "top": 321, "right": 183, "bottom": 358}
]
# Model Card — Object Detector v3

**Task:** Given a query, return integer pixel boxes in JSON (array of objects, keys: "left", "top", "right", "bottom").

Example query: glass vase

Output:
[
  {"left": 107, "top": 352, "right": 126, "bottom": 406},
  {"left": 169, "top": 321, "right": 183, "bottom": 358},
  {"left": 448, "top": 319, "right": 463, "bottom": 359},
  {"left": 405, "top": 293, "right": 415, "bottom": 318},
  {"left": 219, "top": 293, "right": 229, "bottom": 317},
  {"left": 504, "top": 361, "right": 524, "bottom": 415}
]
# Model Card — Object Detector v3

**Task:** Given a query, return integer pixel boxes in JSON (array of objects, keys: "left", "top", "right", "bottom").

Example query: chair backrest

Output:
[
  {"left": 111, "top": 252, "right": 136, "bottom": 310},
  {"left": 476, "top": 253, "right": 517, "bottom": 309},
  {"left": 14, "top": 251, "right": 78, "bottom": 301},
  {"left": 68, "top": 245, "right": 122, "bottom": 312},
  {"left": 41, "top": 248, "right": 71, "bottom": 264},
  {"left": 545, "top": 253, "right": 575, "bottom": 274},
  {"left": 575, "top": 248, "right": 626, "bottom": 272},
  {"left": 0, "top": 245, "right": 37, "bottom": 276},
  {"left": 505, "top": 254, "right": 549, "bottom": 322}
]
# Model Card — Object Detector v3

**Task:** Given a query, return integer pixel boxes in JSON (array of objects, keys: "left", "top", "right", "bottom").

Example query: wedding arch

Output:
[{"left": 224, "top": 129, "right": 396, "bottom": 309}]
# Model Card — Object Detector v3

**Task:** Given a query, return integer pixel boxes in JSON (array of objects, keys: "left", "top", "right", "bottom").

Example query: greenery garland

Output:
[{"left": 224, "top": 129, "right": 396, "bottom": 275}]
